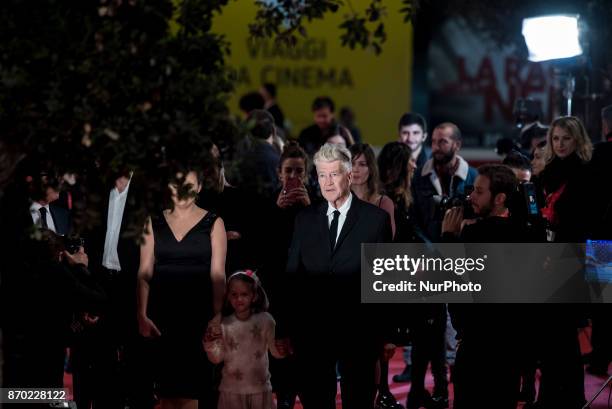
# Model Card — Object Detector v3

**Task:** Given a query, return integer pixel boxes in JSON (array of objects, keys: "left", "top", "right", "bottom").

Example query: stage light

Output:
[{"left": 522, "top": 15, "right": 582, "bottom": 62}]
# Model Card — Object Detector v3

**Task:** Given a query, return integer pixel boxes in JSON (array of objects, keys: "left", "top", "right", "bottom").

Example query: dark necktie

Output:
[
  {"left": 329, "top": 210, "right": 340, "bottom": 251},
  {"left": 39, "top": 207, "right": 49, "bottom": 229}
]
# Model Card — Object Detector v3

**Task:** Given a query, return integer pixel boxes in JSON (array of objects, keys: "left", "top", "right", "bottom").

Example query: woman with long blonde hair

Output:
[{"left": 539, "top": 116, "right": 593, "bottom": 241}]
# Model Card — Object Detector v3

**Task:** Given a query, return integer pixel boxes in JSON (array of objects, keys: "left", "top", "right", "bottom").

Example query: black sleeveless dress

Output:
[{"left": 148, "top": 211, "right": 218, "bottom": 399}]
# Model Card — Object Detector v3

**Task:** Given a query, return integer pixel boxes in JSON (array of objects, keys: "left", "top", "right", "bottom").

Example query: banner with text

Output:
[{"left": 213, "top": 1, "right": 413, "bottom": 145}]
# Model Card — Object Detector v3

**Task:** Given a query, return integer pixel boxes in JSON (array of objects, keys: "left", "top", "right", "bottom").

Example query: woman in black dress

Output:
[{"left": 137, "top": 166, "right": 227, "bottom": 409}]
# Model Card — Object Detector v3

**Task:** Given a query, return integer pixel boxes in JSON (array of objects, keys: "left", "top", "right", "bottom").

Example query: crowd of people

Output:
[{"left": 0, "top": 91, "right": 611, "bottom": 409}]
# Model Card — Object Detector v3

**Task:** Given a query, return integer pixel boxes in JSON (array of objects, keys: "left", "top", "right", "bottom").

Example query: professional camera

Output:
[
  {"left": 433, "top": 188, "right": 475, "bottom": 220},
  {"left": 64, "top": 234, "right": 85, "bottom": 254}
]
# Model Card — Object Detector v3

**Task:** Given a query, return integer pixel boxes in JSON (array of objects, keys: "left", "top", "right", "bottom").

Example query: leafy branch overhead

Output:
[{"left": 249, "top": 0, "right": 420, "bottom": 55}]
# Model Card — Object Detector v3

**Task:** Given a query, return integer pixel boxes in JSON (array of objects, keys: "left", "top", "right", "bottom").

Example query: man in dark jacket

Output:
[
  {"left": 283, "top": 143, "right": 392, "bottom": 409},
  {"left": 412, "top": 122, "right": 477, "bottom": 242}
]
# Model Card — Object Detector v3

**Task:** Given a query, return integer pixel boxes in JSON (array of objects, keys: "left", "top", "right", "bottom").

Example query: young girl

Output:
[{"left": 204, "top": 271, "right": 285, "bottom": 409}]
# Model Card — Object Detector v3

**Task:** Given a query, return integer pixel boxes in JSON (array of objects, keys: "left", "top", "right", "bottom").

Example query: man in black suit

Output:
[
  {"left": 284, "top": 143, "right": 392, "bottom": 409},
  {"left": 28, "top": 173, "right": 71, "bottom": 235}
]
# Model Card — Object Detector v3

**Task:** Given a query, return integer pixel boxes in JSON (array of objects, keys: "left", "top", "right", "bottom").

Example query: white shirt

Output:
[
  {"left": 102, "top": 179, "right": 131, "bottom": 271},
  {"left": 326, "top": 192, "right": 353, "bottom": 245},
  {"left": 30, "top": 202, "right": 57, "bottom": 233}
]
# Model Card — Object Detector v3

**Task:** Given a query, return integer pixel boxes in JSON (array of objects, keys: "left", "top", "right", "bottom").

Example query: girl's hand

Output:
[
  {"left": 275, "top": 338, "right": 293, "bottom": 356},
  {"left": 207, "top": 314, "right": 223, "bottom": 338},
  {"left": 382, "top": 343, "right": 396, "bottom": 362},
  {"left": 138, "top": 315, "right": 161, "bottom": 338},
  {"left": 227, "top": 231, "right": 242, "bottom": 240}
]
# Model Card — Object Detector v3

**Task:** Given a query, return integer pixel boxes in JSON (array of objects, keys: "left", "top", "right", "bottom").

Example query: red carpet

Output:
[{"left": 63, "top": 327, "right": 611, "bottom": 408}]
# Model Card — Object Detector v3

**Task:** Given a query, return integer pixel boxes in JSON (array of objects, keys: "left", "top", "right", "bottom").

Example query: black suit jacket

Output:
[
  {"left": 49, "top": 203, "right": 71, "bottom": 236},
  {"left": 282, "top": 194, "right": 392, "bottom": 336}
]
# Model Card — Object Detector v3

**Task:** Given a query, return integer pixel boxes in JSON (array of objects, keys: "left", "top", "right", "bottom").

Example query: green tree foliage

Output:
[{"left": 0, "top": 0, "right": 239, "bottom": 232}]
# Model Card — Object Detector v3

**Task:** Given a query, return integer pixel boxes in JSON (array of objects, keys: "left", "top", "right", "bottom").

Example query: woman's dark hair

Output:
[
  {"left": 222, "top": 271, "right": 269, "bottom": 317},
  {"left": 378, "top": 142, "right": 413, "bottom": 208},
  {"left": 502, "top": 150, "right": 531, "bottom": 171},
  {"left": 329, "top": 124, "right": 355, "bottom": 147},
  {"left": 279, "top": 141, "right": 310, "bottom": 174},
  {"left": 163, "top": 159, "right": 204, "bottom": 210},
  {"left": 349, "top": 143, "right": 380, "bottom": 201}
]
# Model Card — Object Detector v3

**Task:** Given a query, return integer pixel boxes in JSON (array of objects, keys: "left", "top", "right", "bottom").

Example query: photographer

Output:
[
  {"left": 3, "top": 230, "right": 106, "bottom": 393},
  {"left": 441, "top": 164, "right": 526, "bottom": 409},
  {"left": 441, "top": 164, "right": 526, "bottom": 242},
  {"left": 442, "top": 164, "right": 586, "bottom": 409}
]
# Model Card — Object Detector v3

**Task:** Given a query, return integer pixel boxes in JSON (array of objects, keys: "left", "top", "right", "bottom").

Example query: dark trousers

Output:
[
  {"left": 3, "top": 331, "right": 65, "bottom": 388},
  {"left": 71, "top": 327, "right": 123, "bottom": 409},
  {"left": 292, "top": 323, "right": 378, "bottom": 409},
  {"left": 453, "top": 339, "right": 520, "bottom": 409},
  {"left": 537, "top": 326, "right": 586, "bottom": 409},
  {"left": 590, "top": 305, "right": 612, "bottom": 372},
  {"left": 3, "top": 330, "right": 66, "bottom": 409},
  {"left": 407, "top": 319, "right": 448, "bottom": 405},
  {"left": 270, "top": 355, "right": 298, "bottom": 409}
]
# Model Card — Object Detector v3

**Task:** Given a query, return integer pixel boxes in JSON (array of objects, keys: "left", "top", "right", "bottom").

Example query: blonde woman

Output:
[{"left": 539, "top": 116, "right": 593, "bottom": 241}]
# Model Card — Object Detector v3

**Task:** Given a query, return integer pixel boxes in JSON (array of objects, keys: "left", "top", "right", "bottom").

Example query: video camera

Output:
[{"left": 433, "top": 188, "right": 475, "bottom": 220}]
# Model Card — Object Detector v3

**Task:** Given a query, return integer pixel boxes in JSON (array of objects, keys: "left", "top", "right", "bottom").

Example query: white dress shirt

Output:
[
  {"left": 326, "top": 192, "right": 353, "bottom": 245},
  {"left": 30, "top": 202, "right": 57, "bottom": 233},
  {"left": 102, "top": 179, "right": 131, "bottom": 271}
]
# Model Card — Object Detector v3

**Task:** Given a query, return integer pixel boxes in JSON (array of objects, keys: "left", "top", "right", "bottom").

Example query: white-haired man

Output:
[{"left": 283, "top": 143, "right": 392, "bottom": 409}]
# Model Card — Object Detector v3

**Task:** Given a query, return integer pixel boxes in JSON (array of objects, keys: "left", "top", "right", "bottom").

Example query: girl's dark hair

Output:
[
  {"left": 279, "top": 141, "right": 310, "bottom": 173},
  {"left": 349, "top": 143, "right": 380, "bottom": 201},
  {"left": 378, "top": 142, "right": 413, "bottom": 208},
  {"left": 222, "top": 271, "right": 270, "bottom": 317}
]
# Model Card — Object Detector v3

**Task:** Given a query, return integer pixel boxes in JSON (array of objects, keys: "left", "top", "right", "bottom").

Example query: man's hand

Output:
[
  {"left": 442, "top": 207, "right": 464, "bottom": 236},
  {"left": 63, "top": 247, "right": 89, "bottom": 267}
]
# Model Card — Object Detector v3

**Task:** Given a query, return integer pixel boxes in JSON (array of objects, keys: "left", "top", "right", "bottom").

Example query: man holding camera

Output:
[
  {"left": 412, "top": 122, "right": 477, "bottom": 242},
  {"left": 440, "top": 164, "right": 526, "bottom": 409},
  {"left": 442, "top": 164, "right": 587, "bottom": 409},
  {"left": 440, "top": 164, "right": 526, "bottom": 242}
]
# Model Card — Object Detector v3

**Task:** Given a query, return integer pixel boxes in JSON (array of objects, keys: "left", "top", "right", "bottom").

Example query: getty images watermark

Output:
[
  {"left": 361, "top": 243, "right": 612, "bottom": 303},
  {"left": 371, "top": 254, "right": 486, "bottom": 293}
]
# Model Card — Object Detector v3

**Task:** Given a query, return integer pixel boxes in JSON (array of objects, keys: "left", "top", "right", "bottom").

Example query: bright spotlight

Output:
[{"left": 522, "top": 15, "right": 583, "bottom": 62}]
